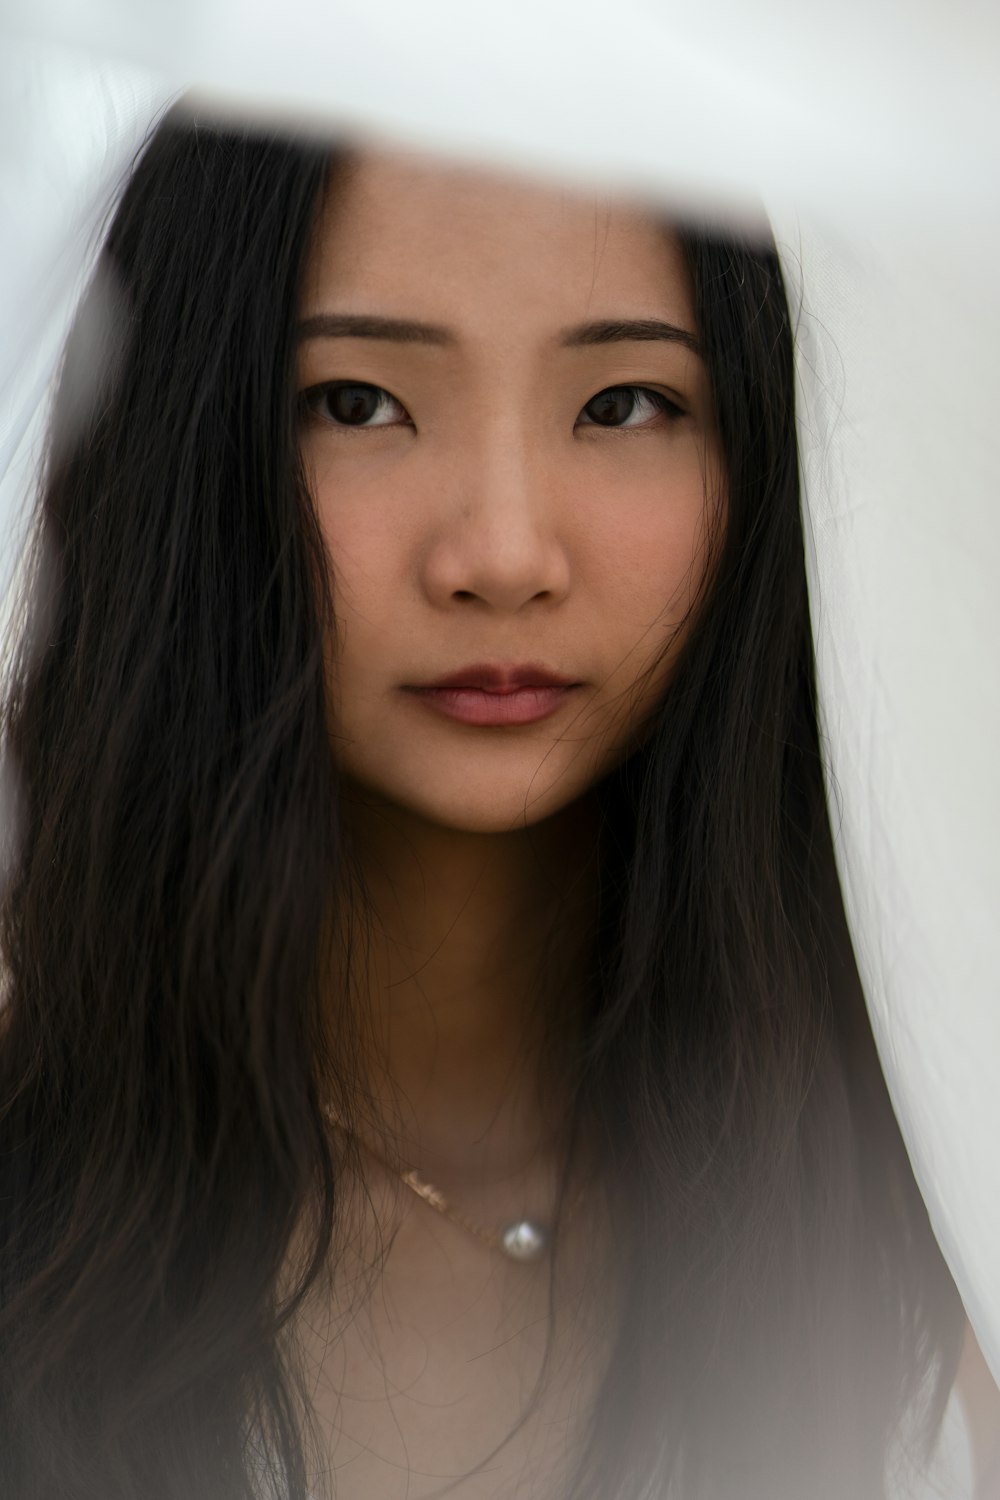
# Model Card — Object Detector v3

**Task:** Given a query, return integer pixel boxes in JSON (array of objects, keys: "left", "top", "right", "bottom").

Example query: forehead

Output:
[{"left": 300, "top": 146, "right": 695, "bottom": 332}]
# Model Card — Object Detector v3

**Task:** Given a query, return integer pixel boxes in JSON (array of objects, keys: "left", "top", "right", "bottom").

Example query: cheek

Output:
[
  {"left": 308, "top": 459, "right": 418, "bottom": 652},
  {"left": 311, "top": 463, "right": 400, "bottom": 578},
  {"left": 577, "top": 452, "right": 721, "bottom": 745},
  {"left": 306, "top": 474, "right": 410, "bottom": 733},
  {"left": 582, "top": 458, "right": 716, "bottom": 633}
]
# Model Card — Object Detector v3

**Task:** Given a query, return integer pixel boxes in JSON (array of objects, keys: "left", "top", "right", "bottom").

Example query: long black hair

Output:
[{"left": 0, "top": 102, "right": 965, "bottom": 1500}]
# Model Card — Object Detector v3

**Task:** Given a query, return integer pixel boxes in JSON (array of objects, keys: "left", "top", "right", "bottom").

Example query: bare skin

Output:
[
  {"left": 296, "top": 801, "right": 611, "bottom": 1496},
  {"left": 291, "top": 1144, "right": 616, "bottom": 1500},
  {"left": 328, "top": 791, "right": 601, "bottom": 1181},
  {"left": 956, "top": 1321, "right": 1000, "bottom": 1497}
]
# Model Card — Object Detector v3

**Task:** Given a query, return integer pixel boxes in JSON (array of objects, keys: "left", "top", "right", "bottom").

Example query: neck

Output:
[{"left": 326, "top": 787, "right": 601, "bottom": 1185}]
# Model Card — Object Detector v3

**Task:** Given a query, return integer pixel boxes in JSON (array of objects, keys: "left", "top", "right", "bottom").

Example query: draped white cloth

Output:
[{"left": 1, "top": 4, "right": 997, "bottom": 1471}]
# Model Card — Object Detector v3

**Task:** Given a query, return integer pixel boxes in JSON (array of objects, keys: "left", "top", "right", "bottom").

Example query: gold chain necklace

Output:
[{"left": 322, "top": 1106, "right": 580, "bottom": 1264}]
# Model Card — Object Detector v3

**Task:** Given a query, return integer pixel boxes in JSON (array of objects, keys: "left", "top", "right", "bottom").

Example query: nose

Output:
[{"left": 419, "top": 422, "right": 572, "bottom": 614}]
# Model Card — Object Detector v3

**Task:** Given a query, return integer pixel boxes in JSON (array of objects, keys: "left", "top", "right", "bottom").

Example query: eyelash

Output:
[{"left": 298, "top": 381, "right": 686, "bottom": 433}]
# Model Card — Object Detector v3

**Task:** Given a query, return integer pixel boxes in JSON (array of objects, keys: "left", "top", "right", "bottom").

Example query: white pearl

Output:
[{"left": 500, "top": 1220, "right": 548, "bottom": 1262}]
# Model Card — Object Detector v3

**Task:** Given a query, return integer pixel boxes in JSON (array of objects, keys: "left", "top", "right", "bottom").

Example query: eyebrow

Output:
[
  {"left": 296, "top": 313, "right": 701, "bottom": 357},
  {"left": 560, "top": 318, "right": 700, "bottom": 356},
  {"left": 297, "top": 314, "right": 453, "bottom": 346}
]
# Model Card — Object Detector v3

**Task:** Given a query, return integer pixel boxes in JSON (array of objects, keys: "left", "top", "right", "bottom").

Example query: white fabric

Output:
[{"left": 1, "top": 1, "right": 998, "bottom": 1462}]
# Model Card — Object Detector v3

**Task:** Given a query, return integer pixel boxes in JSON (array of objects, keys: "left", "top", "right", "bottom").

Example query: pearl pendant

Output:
[{"left": 499, "top": 1220, "right": 548, "bottom": 1262}]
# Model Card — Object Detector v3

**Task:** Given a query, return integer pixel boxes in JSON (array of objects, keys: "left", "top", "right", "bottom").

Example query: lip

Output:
[
  {"left": 413, "top": 663, "right": 578, "bottom": 692},
  {"left": 402, "top": 663, "right": 582, "bottom": 727}
]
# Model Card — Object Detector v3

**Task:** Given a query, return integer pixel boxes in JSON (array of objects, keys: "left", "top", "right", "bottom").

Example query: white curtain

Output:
[{"left": 2, "top": 0, "right": 998, "bottom": 1405}]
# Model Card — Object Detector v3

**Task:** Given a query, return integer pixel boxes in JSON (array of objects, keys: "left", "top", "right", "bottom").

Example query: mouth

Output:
[{"left": 402, "top": 662, "right": 583, "bottom": 727}]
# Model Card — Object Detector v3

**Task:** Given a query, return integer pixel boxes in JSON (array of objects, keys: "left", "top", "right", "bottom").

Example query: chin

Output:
[{"left": 340, "top": 769, "right": 593, "bottom": 837}]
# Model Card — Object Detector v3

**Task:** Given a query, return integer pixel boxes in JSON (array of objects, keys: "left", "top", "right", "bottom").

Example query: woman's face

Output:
[{"left": 297, "top": 147, "right": 723, "bottom": 834}]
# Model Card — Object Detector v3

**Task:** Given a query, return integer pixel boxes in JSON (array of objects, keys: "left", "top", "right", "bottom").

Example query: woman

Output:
[{"left": 0, "top": 103, "right": 979, "bottom": 1499}]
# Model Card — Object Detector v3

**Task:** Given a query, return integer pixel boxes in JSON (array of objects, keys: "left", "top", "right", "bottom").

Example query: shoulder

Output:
[
  {"left": 889, "top": 1319, "right": 1000, "bottom": 1500},
  {"left": 954, "top": 1318, "right": 1000, "bottom": 1498}
]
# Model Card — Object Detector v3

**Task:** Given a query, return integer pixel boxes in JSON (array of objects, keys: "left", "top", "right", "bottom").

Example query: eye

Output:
[
  {"left": 300, "top": 382, "right": 410, "bottom": 429},
  {"left": 577, "top": 385, "right": 684, "bottom": 429}
]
